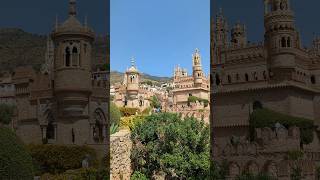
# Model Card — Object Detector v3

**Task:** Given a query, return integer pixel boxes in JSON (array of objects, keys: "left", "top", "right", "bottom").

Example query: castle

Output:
[
  {"left": 171, "top": 49, "right": 210, "bottom": 122},
  {"left": 11, "top": 0, "right": 108, "bottom": 155},
  {"left": 112, "top": 49, "right": 210, "bottom": 122},
  {"left": 211, "top": 0, "right": 320, "bottom": 179}
]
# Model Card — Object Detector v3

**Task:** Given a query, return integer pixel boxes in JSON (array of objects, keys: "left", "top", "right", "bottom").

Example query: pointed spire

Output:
[
  {"left": 69, "top": 0, "right": 77, "bottom": 17},
  {"left": 55, "top": 14, "right": 59, "bottom": 30},
  {"left": 131, "top": 57, "right": 136, "bottom": 67}
]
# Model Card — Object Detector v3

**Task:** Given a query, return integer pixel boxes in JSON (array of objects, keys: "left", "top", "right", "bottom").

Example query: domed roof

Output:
[{"left": 126, "top": 58, "right": 139, "bottom": 73}]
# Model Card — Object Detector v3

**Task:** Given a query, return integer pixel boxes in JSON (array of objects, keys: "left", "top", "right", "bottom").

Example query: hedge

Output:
[
  {"left": 0, "top": 104, "right": 15, "bottom": 124},
  {"left": 0, "top": 127, "right": 34, "bottom": 179},
  {"left": 250, "top": 108, "right": 315, "bottom": 144},
  {"left": 27, "top": 144, "right": 97, "bottom": 174},
  {"left": 119, "top": 107, "right": 139, "bottom": 117},
  {"left": 110, "top": 102, "right": 121, "bottom": 125}
]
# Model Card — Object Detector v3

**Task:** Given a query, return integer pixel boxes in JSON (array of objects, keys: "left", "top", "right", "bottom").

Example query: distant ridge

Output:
[
  {"left": 110, "top": 70, "right": 172, "bottom": 85},
  {"left": 0, "top": 28, "right": 108, "bottom": 72}
]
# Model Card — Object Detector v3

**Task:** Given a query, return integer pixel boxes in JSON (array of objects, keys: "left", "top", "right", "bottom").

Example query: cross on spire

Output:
[{"left": 69, "top": 0, "right": 77, "bottom": 17}]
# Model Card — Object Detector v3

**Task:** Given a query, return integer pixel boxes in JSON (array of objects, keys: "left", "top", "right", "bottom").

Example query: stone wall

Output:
[{"left": 110, "top": 129, "right": 132, "bottom": 180}]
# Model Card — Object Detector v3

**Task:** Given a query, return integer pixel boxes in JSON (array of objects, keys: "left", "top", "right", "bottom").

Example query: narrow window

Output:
[
  {"left": 245, "top": 73, "right": 249, "bottom": 82},
  {"left": 72, "top": 128, "right": 75, "bottom": 143},
  {"left": 215, "top": 74, "right": 221, "bottom": 86},
  {"left": 65, "top": 47, "right": 71, "bottom": 67},
  {"left": 228, "top": 75, "right": 232, "bottom": 83},
  {"left": 281, "top": 37, "right": 286, "bottom": 47},
  {"left": 47, "top": 121, "right": 55, "bottom": 140},
  {"left": 287, "top": 37, "right": 291, "bottom": 47},
  {"left": 72, "top": 47, "right": 78, "bottom": 67},
  {"left": 311, "top": 75, "right": 316, "bottom": 84}
]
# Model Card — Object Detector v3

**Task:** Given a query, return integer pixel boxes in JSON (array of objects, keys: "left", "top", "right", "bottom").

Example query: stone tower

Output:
[
  {"left": 215, "top": 8, "right": 228, "bottom": 64},
  {"left": 51, "top": 0, "right": 94, "bottom": 118},
  {"left": 231, "top": 22, "right": 247, "bottom": 48},
  {"left": 125, "top": 58, "right": 139, "bottom": 106},
  {"left": 264, "top": 0, "right": 296, "bottom": 81},
  {"left": 193, "top": 48, "right": 203, "bottom": 87}
]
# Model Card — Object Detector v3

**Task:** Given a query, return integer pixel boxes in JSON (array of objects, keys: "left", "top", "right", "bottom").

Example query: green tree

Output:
[
  {"left": 0, "top": 104, "right": 15, "bottom": 125},
  {"left": 149, "top": 95, "right": 161, "bottom": 109},
  {"left": 0, "top": 127, "right": 34, "bottom": 179},
  {"left": 110, "top": 102, "right": 121, "bottom": 125},
  {"left": 131, "top": 113, "right": 210, "bottom": 179}
]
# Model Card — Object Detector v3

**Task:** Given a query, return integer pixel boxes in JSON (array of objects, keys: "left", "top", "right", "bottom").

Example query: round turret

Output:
[
  {"left": 51, "top": 0, "right": 94, "bottom": 117},
  {"left": 264, "top": 0, "right": 296, "bottom": 81},
  {"left": 126, "top": 58, "right": 139, "bottom": 98},
  {"left": 192, "top": 48, "right": 204, "bottom": 87}
]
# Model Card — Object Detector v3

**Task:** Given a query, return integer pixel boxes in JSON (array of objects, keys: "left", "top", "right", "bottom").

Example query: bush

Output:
[
  {"left": 131, "top": 113, "right": 210, "bottom": 179},
  {"left": 41, "top": 168, "right": 108, "bottom": 180},
  {"left": 141, "top": 107, "right": 152, "bottom": 115},
  {"left": 110, "top": 102, "right": 121, "bottom": 125},
  {"left": 119, "top": 107, "right": 139, "bottom": 117},
  {"left": 250, "top": 108, "right": 315, "bottom": 144},
  {"left": 27, "top": 144, "right": 97, "bottom": 174},
  {"left": 131, "top": 171, "right": 148, "bottom": 180},
  {"left": 149, "top": 95, "right": 161, "bottom": 109},
  {"left": 120, "top": 115, "right": 145, "bottom": 130},
  {"left": 0, "top": 104, "right": 15, "bottom": 124},
  {"left": 0, "top": 127, "right": 34, "bottom": 179},
  {"left": 187, "top": 96, "right": 209, "bottom": 107}
]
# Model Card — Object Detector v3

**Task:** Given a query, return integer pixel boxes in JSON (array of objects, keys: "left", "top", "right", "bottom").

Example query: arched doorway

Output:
[{"left": 92, "top": 109, "right": 107, "bottom": 143}]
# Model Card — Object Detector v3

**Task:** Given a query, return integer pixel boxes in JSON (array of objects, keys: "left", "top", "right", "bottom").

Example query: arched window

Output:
[
  {"left": 65, "top": 47, "right": 71, "bottom": 67},
  {"left": 287, "top": 37, "right": 291, "bottom": 47},
  {"left": 93, "top": 109, "right": 106, "bottom": 143},
  {"left": 72, "top": 47, "right": 79, "bottom": 67},
  {"left": 71, "top": 128, "right": 75, "bottom": 143},
  {"left": 281, "top": 37, "right": 286, "bottom": 47},
  {"left": 47, "top": 121, "right": 55, "bottom": 140},
  {"left": 245, "top": 73, "right": 249, "bottom": 82},
  {"left": 215, "top": 74, "right": 221, "bottom": 86},
  {"left": 311, "top": 75, "right": 316, "bottom": 84},
  {"left": 263, "top": 71, "right": 267, "bottom": 80},
  {"left": 228, "top": 75, "right": 232, "bottom": 83}
]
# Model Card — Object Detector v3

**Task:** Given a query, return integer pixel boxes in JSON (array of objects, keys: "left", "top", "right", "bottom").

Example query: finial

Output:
[
  {"left": 84, "top": 15, "right": 88, "bottom": 28},
  {"left": 55, "top": 14, "right": 59, "bottom": 30},
  {"left": 131, "top": 57, "right": 135, "bottom": 67},
  {"left": 69, "top": 0, "right": 77, "bottom": 17}
]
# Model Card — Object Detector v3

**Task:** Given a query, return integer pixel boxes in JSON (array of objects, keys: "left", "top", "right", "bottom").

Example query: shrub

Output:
[
  {"left": 110, "top": 102, "right": 121, "bottom": 125},
  {"left": 149, "top": 95, "right": 161, "bottom": 109},
  {"left": 250, "top": 108, "right": 315, "bottom": 144},
  {"left": 141, "top": 107, "right": 152, "bottom": 115},
  {"left": 287, "top": 150, "right": 304, "bottom": 161},
  {"left": 0, "top": 127, "right": 34, "bottom": 179},
  {"left": 110, "top": 123, "right": 119, "bottom": 135},
  {"left": 120, "top": 115, "right": 145, "bottom": 130},
  {"left": 27, "top": 144, "right": 97, "bottom": 174},
  {"left": 0, "top": 104, "right": 15, "bottom": 124},
  {"left": 119, "top": 107, "right": 139, "bottom": 117},
  {"left": 41, "top": 168, "right": 108, "bottom": 180},
  {"left": 131, "top": 171, "right": 148, "bottom": 180},
  {"left": 187, "top": 96, "right": 209, "bottom": 107},
  {"left": 131, "top": 113, "right": 210, "bottom": 179}
]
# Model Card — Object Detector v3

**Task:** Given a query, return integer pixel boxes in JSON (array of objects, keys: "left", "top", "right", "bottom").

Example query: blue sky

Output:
[
  {"left": 0, "top": 0, "right": 108, "bottom": 35},
  {"left": 111, "top": 0, "right": 210, "bottom": 77},
  {"left": 212, "top": 0, "right": 320, "bottom": 47}
]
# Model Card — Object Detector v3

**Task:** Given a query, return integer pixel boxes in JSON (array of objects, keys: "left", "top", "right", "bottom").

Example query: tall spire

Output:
[
  {"left": 131, "top": 57, "right": 135, "bottom": 67},
  {"left": 69, "top": 0, "right": 77, "bottom": 17}
]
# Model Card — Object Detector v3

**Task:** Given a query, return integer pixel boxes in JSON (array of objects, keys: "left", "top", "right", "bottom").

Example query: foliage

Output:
[
  {"left": 119, "top": 107, "right": 139, "bottom": 117},
  {"left": 27, "top": 144, "right": 97, "bottom": 174},
  {"left": 120, "top": 115, "right": 145, "bottom": 130},
  {"left": 131, "top": 113, "right": 210, "bottom": 179},
  {"left": 0, "top": 104, "right": 15, "bottom": 124},
  {"left": 40, "top": 168, "right": 108, "bottom": 180},
  {"left": 290, "top": 166, "right": 302, "bottom": 180},
  {"left": 249, "top": 108, "right": 315, "bottom": 144},
  {"left": 187, "top": 96, "right": 209, "bottom": 107},
  {"left": 210, "top": 161, "right": 228, "bottom": 180},
  {"left": 141, "top": 107, "right": 152, "bottom": 115},
  {"left": 0, "top": 127, "right": 34, "bottom": 179},
  {"left": 141, "top": 80, "right": 153, "bottom": 86},
  {"left": 149, "top": 95, "right": 161, "bottom": 109},
  {"left": 236, "top": 172, "right": 277, "bottom": 180},
  {"left": 131, "top": 171, "right": 148, "bottom": 180},
  {"left": 287, "top": 150, "right": 304, "bottom": 161},
  {"left": 110, "top": 102, "right": 121, "bottom": 125},
  {"left": 110, "top": 123, "right": 119, "bottom": 135}
]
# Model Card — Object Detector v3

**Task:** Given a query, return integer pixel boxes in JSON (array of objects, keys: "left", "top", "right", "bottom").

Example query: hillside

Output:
[
  {"left": 0, "top": 28, "right": 108, "bottom": 72},
  {"left": 110, "top": 71, "right": 172, "bottom": 85}
]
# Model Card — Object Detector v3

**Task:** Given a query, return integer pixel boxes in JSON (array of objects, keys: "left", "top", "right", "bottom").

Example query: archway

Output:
[{"left": 92, "top": 108, "right": 107, "bottom": 143}]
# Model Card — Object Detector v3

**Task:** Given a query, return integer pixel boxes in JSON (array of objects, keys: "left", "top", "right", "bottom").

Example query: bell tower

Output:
[
  {"left": 193, "top": 48, "right": 204, "bottom": 87},
  {"left": 125, "top": 58, "right": 139, "bottom": 105},
  {"left": 231, "top": 22, "right": 247, "bottom": 48},
  {"left": 264, "top": 0, "right": 297, "bottom": 81},
  {"left": 51, "top": 0, "right": 95, "bottom": 118},
  {"left": 215, "top": 8, "right": 228, "bottom": 64}
]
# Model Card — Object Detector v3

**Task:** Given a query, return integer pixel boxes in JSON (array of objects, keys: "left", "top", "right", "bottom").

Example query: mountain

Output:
[
  {"left": 0, "top": 28, "right": 108, "bottom": 72},
  {"left": 110, "top": 71, "right": 172, "bottom": 85}
]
